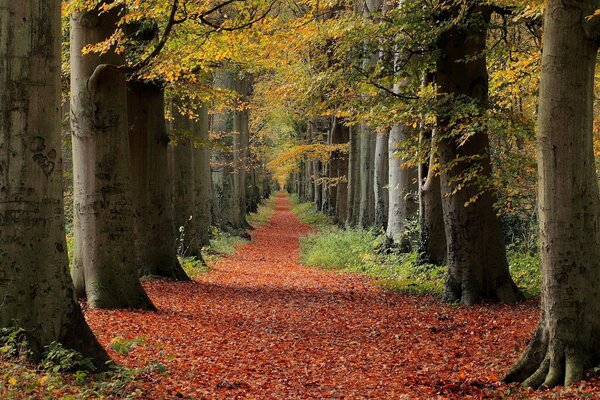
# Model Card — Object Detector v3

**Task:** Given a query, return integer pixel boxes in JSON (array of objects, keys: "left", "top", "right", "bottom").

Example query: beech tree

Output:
[
  {"left": 435, "top": 4, "right": 522, "bottom": 305},
  {"left": 0, "top": 0, "right": 109, "bottom": 365},
  {"left": 70, "top": 3, "right": 155, "bottom": 309},
  {"left": 504, "top": 0, "right": 600, "bottom": 388}
]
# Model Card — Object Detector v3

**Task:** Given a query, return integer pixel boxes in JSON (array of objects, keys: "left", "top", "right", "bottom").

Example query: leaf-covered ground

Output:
[{"left": 86, "top": 194, "right": 600, "bottom": 399}]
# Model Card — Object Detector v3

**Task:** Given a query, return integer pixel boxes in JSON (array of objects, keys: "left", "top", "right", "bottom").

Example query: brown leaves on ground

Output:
[{"left": 86, "top": 194, "right": 600, "bottom": 399}]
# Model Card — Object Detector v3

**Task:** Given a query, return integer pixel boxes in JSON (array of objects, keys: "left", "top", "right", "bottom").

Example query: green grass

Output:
[
  {"left": 288, "top": 194, "right": 333, "bottom": 228},
  {"left": 299, "top": 227, "right": 445, "bottom": 296},
  {"left": 247, "top": 196, "right": 276, "bottom": 227},
  {"left": 293, "top": 196, "right": 541, "bottom": 298}
]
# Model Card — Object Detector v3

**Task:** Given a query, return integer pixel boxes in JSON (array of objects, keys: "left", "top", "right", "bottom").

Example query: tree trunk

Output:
[
  {"left": 387, "top": 123, "right": 418, "bottom": 248},
  {"left": 70, "top": 5, "right": 154, "bottom": 310},
  {"left": 128, "top": 82, "right": 189, "bottom": 280},
  {"left": 193, "top": 105, "right": 212, "bottom": 247},
  {"left": 212, "top": 71, "right": 239, "bottom": 231},
  {"left": 0, "top": 0, "right": 110, "bottom": 366},
  {"left": 504, "top": 0, "right": 600, "bottom": 388},
  {"left": 347, "top": 127, "right": 361, "bottom": 226},
  {"left": 418, "top": 135, "right": 446, "bottom": 265},
  {"left": 435, "top": 6, "right": 522, "bottom": 305},
  {"left": 332, "top": 118, "right": 350, "bottom": 225},
  {"left": 170, "top": 102, "right": 201, "bottom": 258},
  {"left": 374, "top": 130, "right": 389, "bottom": 230},
  {"left": 359, "top": 126, "right": 375, "bottom": 227}
]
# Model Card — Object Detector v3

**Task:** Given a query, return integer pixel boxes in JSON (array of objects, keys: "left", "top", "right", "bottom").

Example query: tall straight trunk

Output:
[
  {"left": 347, "top": 127, "right": 361, "bottom": 226},
  {"left": 374, "top": 130, "right": 389, "bottom": 230},
  {"left": 418, "top": 139, "right": 446, "bottom": 264},
  {"left": 194, "top": 105, "right": 212, "bottom": 247},
  {"left": 0, "top": 0, "right": 109, "bottom": 365},
  {"left": 170, "top": 103, "right": 201, "bottom": 258},
  {"left": 436, "top": 6, "right": 521, "bottom": 305},
  {"left": 387, "top": 122, "right": 418, "bottom": 248},
  {"left": 359, "top": 126, "right": 375, "bottom": 227},
  {"left": 238, "top": 80, "right": 251, "bottom": 220},
  {"left": 504, "top": 0, "right": 600, "bottom": 388},
  {"left": 127, "top": 82, "right": 188, "bottom": 280},
  {"left": 314, "top": 160, "right": 323, "bottom": 211},
  {"left": 70, "top": 4, "right": 154, "bottom": 309},
  {"left": 332, "top": 118, "right": 350, "bottom": 225},
  {"left": 212, "top": 71, "right": 239, "bottom": 231}
]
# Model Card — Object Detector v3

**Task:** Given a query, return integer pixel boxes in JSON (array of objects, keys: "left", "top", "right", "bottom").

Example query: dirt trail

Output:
[{"left": 86, "top": 193, "right": 542, "bottom": 399}]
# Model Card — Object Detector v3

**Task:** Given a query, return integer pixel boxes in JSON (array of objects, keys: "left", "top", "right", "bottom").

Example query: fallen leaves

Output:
[{"left": 82, "top": 193, "right": 600, "bottom": 399}]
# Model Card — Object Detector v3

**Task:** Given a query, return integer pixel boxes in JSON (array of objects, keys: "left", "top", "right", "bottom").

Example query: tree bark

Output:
[
  {"left": 503, "top": 0, "right": 600, "bottom": 388},
  {"left": 374, "top": 130, "right": 389, "bottom": 230},
  {"left": 418, "top": 133, "right": 446, "bottom": 265},
  {"left": 127, "top": 81, "right": 189, "bottom": 280},
  {"left": 212, "top": 71, "right": 240, "bottom": 231},
  {"left": 347, "top": 126, "right": 361, "bottom": 226},
  {"left": 332, "top": 118, "right": 350, "bottom": 225},
  {"left": 387, "top": 123, "right": 418, "bottom": 248},
  {"left": 193, "top": 105, "right": 213, "bottom": 247},
  {"left": 0, "top": 0, "right": 110, "bottom": 366},
  {"left": 435, "top": 5, "right": 522, "bottom": 305},
  {"left": 359, "top": 126, "right": 375, "bottom": 227},
  {"left": 70, "top": 4, "right": 154, "bottom": 309},
  {"left": 170, "top": 101, "right": 201, "bottom": 258}
]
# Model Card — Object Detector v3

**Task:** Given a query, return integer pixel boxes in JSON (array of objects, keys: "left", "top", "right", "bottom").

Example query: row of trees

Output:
[
  {"left": 276, "top": 0, "right": 600, "bottom": 388},
  {"left": 1, "top": 0, "right": 273, "bottom": 369},
  {"left": 3, "top": 0, "right": 600, "bottom": 390}
]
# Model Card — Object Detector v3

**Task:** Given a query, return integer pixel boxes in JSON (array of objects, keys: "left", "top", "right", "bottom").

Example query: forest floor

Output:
[{"left": 85, "top": 193, "right": 600, "bottom": 399}]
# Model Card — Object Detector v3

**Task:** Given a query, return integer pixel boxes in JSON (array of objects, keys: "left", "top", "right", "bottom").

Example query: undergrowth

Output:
[
  {"left": 292, "top": 196, "right": 542, "bottom": 299},
  {"left": 0, "top": 328, "right": 164, "bottom": 399}
]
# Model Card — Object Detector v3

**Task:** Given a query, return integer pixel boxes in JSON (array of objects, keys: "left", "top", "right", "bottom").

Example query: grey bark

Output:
[
  {"left": 387, "top": 122, "right": 418, "bottom": 248},
  {"left": 373, "top": 129, "right": 389, "bottom": 230},
  {"left": 436, "top": 6, "right": 521, "bottom": 305},
  {"left": 70, "top": 4, "right": 154, "bottom": 309},
  {"left": 0, "top": 0, "right": 110, "bottom": 366},
  {"left": 193, "top": 105, "right": 212, "bottom": 247},
  {"left": 347, "top": 127, "right": 361, "bottom": 226},
  {"left": 212, "top": 71, "right": 239, "bottom": 231},
  {"left": 332, "top": 118, "right": 350, "bottom": 225},
  {"left": 127, "top": 82, "right": 188, "bottom": 280},
  {"left": 504, "top": 0, "right": 600, "bottom": 388},
  {"left": 358, "top": 125, "right": 375, "bottom": 227},
  {"left": 169, "top": 101, "right": 201, "bottom": 258}
]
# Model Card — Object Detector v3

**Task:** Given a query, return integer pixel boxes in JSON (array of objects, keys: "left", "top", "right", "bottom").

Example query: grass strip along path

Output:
[{"left": 85, "top": 193, "right": 599, "bottom": 399}]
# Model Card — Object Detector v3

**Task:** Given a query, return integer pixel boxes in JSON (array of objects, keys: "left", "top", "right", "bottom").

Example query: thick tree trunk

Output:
[
  {"left": 374, "top": 130, "right": 389, "bottom": 230},
  {"left": 0, "top": 0, "right": 109, "bottom": 366},
  {"left": 504, "top": 0, "right": 600, "bottom": 388},
  {"left": 70, "top": 5, "right": 154, "bottom": 309},
  {"left": 332, "top": 118, "right": 350, "bottom": 225},
  {"left": 435, "top": 6, "right": 522, "bottom": 305},
  {"left": 128, "top": 82, "right": 189, "bottom": 280},
  {"left": 170, "top": 103, "right": 201, "bottom": 258},
  {"left": 387, "top": 123, "right": 418, "bottom": 248},
  {"left": 194, "top": 105, "right": 212, "bottom": 247},
  {"left": 212, "top": 71, "right": 239, "bottom": 231},
  {"left": 314, "top": 160, "right": 323, "bottom": 211},
  {"left": 418, "top": 139, "right": 446, "bottom": 265}
]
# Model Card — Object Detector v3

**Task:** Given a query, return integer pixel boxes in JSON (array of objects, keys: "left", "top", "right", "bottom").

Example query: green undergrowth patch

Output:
[
  {"left": 288, "top": 194, "right": 333, "bottom": 228},
  {"left": 299, "top": 227, "right": 445, "bottom": 296},
  {"left": 247, "top": 195, "right": 277, "bottom": 226},
  {"left": 0, "top": 330, "right": 166, "bottom": 399},
  {"left": 178, "top": 256, "right": 209, "bottom": 279},
  {"left": 292, "top": 196, "right": 541, "bottom": 299}
]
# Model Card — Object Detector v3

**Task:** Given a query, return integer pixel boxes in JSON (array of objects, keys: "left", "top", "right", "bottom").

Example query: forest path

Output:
[{"left": 86, "top": 193, "right": 539, "bottom": 399}]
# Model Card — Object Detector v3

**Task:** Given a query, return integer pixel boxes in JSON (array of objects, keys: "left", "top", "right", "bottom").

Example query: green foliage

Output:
[
  {"left": 247, "top": 196, "right": 277, "bottom": 226},
  {"left": 0, "top": 328, "right": 31, "bottom": 359},
  {"left": 179, "top": 256, "right": 209, "bottom": 279},
  {"left": 202, "top": 228, "right": 248, "bottom": 264},
  {"left": 507, "top": 246, "right": 541, "bottom": 298},
  {"left": 288, "top": 194, "right": 333, "bottom": 227},
  {"left": 109, "top": 336, "right": 146, "bottom": 356},
  {"left": 41, "top": 343, "right": 95, "bottom": 373},
  {"left": 299, "top": 227, "right": 445, "bottom": 296}
]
